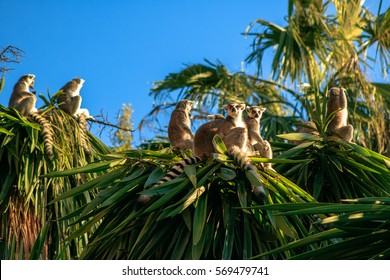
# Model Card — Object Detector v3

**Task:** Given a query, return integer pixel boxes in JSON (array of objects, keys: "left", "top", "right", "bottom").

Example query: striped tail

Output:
[
  {"left": 155, "top": 157, "right": 199, "bottom": 186},
  {"left": 77, "top": 113, "right": 91, "bottom": 155},
  {"left": 229, "top": 146, "right": 266, "bottom": 202},
  {"left": 229, "top": 146, "right": 256, "bottom": 171},
  {"left": 29, "top": 112, "right": 54, "bottom": 161},
  {"left": 135, "top": 156, "right": 199, "bottom": 208}
]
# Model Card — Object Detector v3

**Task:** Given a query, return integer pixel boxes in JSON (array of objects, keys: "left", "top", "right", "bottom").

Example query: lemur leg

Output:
[
  {"left": 19, "top": 95, "right": 37, "bottom": 116},
  {"left": 260, "top": 140, "right": 273, "bottom": 168},
  {"left": 69, "top": 95, "right": 82, "bottom": 116},
  {"left": 223, "top": 127, "right": 248, "bottom": 153},
  {"left": 334, "top": 125, "right": 353, "bottom": 142}
]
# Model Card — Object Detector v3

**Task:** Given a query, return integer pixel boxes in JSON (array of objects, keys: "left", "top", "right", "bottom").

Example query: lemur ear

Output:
[
  {"left": 246, "top": 106, "right": 251, "bottom": 112},
  {"left": 260, "top": 107, "right": 266, "bottom": 112},
  {"left": 240, "top": 103, "right": 246, "bottom": 110},
  {"left": 223, "top": 104, "right": 228, "bottom": 110}
]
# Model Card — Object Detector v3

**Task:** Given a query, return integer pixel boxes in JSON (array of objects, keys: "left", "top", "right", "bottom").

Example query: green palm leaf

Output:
[
  {"left": 51, "top": 137, "right": 323, "bottom": 259},
  {"left": 253, "top": 198, "right": 390, "bottom": 259},
  {"left": 0, "top": 101, "right": 109, "bottom": 260}
]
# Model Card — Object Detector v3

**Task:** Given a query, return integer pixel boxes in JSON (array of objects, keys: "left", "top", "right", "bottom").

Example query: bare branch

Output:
[
  {"left": 89, "top": 117, "right": 135, "bottom": 132},
  {"left": 0, "top": 45, "right": 25, "bottom": 73}
]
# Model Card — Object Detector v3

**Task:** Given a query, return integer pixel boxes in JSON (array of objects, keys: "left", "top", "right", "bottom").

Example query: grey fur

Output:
[
  {"left": 245, "top": 106, "right": 273, "bottom": 168},
  {"left": 8, "top": 74, "right": 54, "bottom": 160},
  {"left": 8, "top": 74, "right": 37, "bottom": 116},
  {"left": 168, "top": 100, "right": 195, "bottom": 151},
  {"left": 326, "top": 87, "right": 353, "bottom": 142}
]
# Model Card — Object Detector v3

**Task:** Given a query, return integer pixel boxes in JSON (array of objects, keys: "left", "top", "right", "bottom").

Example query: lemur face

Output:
[
  {"left": 176, "top": 99, "right": 194, "bottom": 112},
  {"left": 61, "top": 78, "right": 84, "bottom": 97},
  {"left": 247, "top": 106, "right": 266, "bottom": 119},
  {"left": 73, "top": 78, "right": 85, "bottom": 85},
  {"left": 224, "top": 102, "right": 246, "bottom": 115},
  {"left": 185, "top": 100, "right": 194, "bottom": 111},
  {"left": 21, "top": 74, "right": 36, "bottom": 89}
]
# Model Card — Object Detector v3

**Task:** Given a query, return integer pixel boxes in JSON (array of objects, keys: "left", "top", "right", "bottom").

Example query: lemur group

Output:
[
  {"left": 7, "top": 74, "right": 93, "bottom": 160},
  {"left": 166, "top": 85, "right": 353, "bottom": 169},
  {"left": 137, "top": 86, "right": 353, "bottom": 206},
  {"left": 7, "top": 74, "right": 353, "bottom": 203}
]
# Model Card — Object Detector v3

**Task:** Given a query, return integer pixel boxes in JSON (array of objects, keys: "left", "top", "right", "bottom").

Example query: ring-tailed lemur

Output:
[
  {"left": 57, "top": 78, "right": 92, "bottom": 154},
  {"left": 326, "top": 87, "right": 353, "bottom": 142},
  {"left": 137, "top": 102, "right": 266, "bottom": 207},
  {"left": 245, "top": 106, "right": 273, "bottom": 168},
  {"left": 168, "top": 99, "right": 195, "bottom": 151},
  {"left": 9, "top": 74, "right": 54, "bottom": 160}
]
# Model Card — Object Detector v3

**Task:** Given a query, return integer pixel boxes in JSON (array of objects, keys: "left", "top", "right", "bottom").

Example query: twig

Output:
[
  {"left": 88, "top": 118, "right": 135, "bottom": 132},
  {"left": 0, "top": 45, "right": 25, "bottom": 73}
]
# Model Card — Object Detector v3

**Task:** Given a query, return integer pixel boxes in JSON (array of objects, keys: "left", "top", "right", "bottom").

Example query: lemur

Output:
[
  {"left": 197, "top": 103, "right": 266, "bottom": 200},
  {"left": 57, "top": 78, "right": 92, "bottom": 154},
  {"left": 137, "top": 102, "right": 266, "bottom": 207},
  {"left": 208, "top": 106, "right": 273, "bottom": 168},
  {"left": 292, "top": 87, "right": 353, "bottom": 144},
  {"left": 8, "top": 74, "right": 54, "bottom": 160},
  {"left": 168, "top": 99, "right": 195, "bottom": 151},
  {"left": 326, "top": 87, "right": 353, "bottom": 142},
  {"left": 245, "top": 106, "right": 273, "bottom": 168},
  {"left": 196, "top": 102, "right": 247, "bottom": 153},
  {"left": 57, "top": 78, "right": 92, "bottom": 117}
]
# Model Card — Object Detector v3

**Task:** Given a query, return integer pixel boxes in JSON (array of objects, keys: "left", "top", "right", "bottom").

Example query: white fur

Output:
[
  {"left": 340, "top": 108, "right": 348, "bottom": 126},
  {"left": 235, "top": 118, "right": 246, "bottom": 128},
  {"left": 76, "top": 108, "right": 94, "bottom": 120},
  {"left": 20, "top": 77, "right": 34, "bottom": 91},
  {"left": 70, "top": 79, "right": 85, "bottom": 97}
]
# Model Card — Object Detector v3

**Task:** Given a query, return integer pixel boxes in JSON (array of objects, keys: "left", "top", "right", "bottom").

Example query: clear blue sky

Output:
[{"left": 0, "top": 0, "right": 387, "bottom": 146}]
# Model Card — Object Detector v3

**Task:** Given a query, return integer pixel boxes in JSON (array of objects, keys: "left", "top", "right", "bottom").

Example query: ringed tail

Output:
[
  {"left": 229, "top": 146, "right": 256, "bottom": 171},
  {"left": 155, "top": 156, "right": 199, "bottom": 186},
  {"left": 29, "top": 112, "right": 54, "bottom": 160},
  {"left": 229, "top": 146, "right": 266, "bottom": 202},
  {"left": 136, "top": 156, "right": 200, "bottom": 208}
]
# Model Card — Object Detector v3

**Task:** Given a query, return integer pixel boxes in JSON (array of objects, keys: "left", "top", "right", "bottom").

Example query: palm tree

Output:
[
  {"left": 0, "top": 91, "right": 110, "bottom": 259},
  {"left": 46, "top": 137, "right": 331, "bottom": 259},
  {"left": 40, "top": 0, "right": 388, "bottom": 260},
  {"left": 45, "top": 131, "right": 390, "bottom": 259},
  {"left": 2, "top": 0, "right": 389, "bottom": 260}
]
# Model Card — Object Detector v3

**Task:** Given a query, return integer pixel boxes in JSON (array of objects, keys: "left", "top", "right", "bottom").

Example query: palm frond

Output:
[
  {"left": 253, "top": 198, "right": 390, "bottom": 259},
  {"left": 0, "top": 102, "right": 110, "bottom": 260},
  {"left": 274, "top": 134, "right": 390, "bottom": 202},
  {"left": 49, "top": 136, "right": 328, "bottom": 260}
]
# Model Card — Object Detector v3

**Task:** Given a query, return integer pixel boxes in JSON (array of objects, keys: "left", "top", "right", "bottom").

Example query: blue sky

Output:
[{"left": 0, "top": 0, "right": 387, "bottom": 146}]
